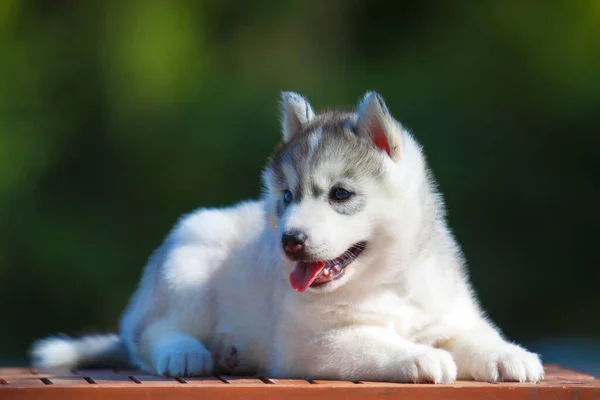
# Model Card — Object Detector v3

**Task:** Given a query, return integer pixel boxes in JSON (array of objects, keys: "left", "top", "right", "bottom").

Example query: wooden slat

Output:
[
  {"left": 42, "top": 377, "right": 92, "bottom": 386},
  {"left": 0, "top": 374, "right": 39, "bottom": 380},
  {"left": 219, "top": 376, "right": 268, "bottom": 385},
  {"left": 310, "top": 379, "right": 358, "bottom": 386},
  {"left": 31, "top": 367, "right": 76, "bottom": 377},
  {"left": 131, "top": 375, "right": 183, "bottom": 386},
  {"left": 0, "top": 368, "right": 37, "bottom": 380},
  {"left": 544, "top": 364, "right": 596, "bottom": 381},
  {"left": 179, "top": 376, "right": 227, "bottom": 385},
  {"left": 266, "top": 378, "right": 312, "bottom": 385},
  {"left": 3, "top": 377, "right": 46, "bottom": 386},
  {"left": 0, "top": 368, "right": 35, "bottom": 377},
  {"left": 358, "top": 380, "right": 422, "bottom": 386}
]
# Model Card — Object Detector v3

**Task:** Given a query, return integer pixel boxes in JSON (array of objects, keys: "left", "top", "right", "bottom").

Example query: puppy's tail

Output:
[{"left": 30, "top": 334, "right": 130, "bottom": 369}]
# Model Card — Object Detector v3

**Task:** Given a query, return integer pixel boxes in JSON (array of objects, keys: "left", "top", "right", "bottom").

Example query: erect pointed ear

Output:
[
  {"left": 280, "top": 92, "right": 315, "bottom": 142},
  {"left": 356, "top": 92, "right": 402, "bottom": 161}
]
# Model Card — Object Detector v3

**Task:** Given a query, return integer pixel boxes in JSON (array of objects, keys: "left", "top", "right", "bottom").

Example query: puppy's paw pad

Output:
[
  {"left": 470, "top": 345, "right": 544, "bottom": 382},
  {"left": 211, "top": 334, "right": 241, "bottom": 372},
  {"left": 397, "top": 347, "right": 457, "bottom": 384},
  {"left": 154, "top": 338, "right": 213, "bottom": 377}
]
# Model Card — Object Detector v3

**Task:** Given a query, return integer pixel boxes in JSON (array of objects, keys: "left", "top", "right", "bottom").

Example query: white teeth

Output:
[{"left": 323, "top": 269, "right": 330, "bottom": 276}]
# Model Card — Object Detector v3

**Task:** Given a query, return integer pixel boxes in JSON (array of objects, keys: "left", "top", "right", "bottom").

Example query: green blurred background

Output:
[{"left": 1, "top": 1, "right": 599, "bottom": 374}]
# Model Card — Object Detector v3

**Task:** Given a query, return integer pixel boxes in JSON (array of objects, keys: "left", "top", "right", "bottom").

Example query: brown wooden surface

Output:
[{"left": 0, "top": 364, "right": 597, "bottom": 399}]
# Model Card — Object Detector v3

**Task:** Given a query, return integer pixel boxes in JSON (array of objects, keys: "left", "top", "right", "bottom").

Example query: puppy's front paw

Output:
[
  {"left": 396, "top": 347, "right": 457, "bottom": 384},
  {"left": 153, "top": 336, "right": 213, "bottom": 377},
  {"left": 464, "top": 343, "right": 544, "bottom": 382}
]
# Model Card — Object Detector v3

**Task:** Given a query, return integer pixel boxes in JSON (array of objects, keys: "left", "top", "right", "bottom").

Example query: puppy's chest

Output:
[{"left": 327, "top": 294, "right": 436, "bottom": 340}]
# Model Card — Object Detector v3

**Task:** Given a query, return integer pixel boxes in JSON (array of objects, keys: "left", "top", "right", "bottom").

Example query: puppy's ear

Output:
[
  {"left": 280, "top": 92, "right": 315, "bottom": 142},
  {"left": 356, "top": 92, "right": 402, "bottom": 161}
]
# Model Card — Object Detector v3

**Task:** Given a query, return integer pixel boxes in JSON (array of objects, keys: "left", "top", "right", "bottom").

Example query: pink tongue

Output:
[{"left": 289, "top": 261, "right": 326, "bottom": 292}]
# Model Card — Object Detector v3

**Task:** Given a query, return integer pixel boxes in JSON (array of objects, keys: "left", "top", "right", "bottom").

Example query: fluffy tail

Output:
[{"left": 30, "top": 334, "right": 130, "bottom": 369}]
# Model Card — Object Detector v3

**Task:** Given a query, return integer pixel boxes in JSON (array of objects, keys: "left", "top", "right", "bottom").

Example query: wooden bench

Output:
[{"left": 0, "top": 364, "right": 597, "bottom": 399}]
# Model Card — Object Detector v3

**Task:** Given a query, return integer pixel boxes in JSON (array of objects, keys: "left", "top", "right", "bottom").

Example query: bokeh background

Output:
[{"left": 1, "top": 1, "right": 599, "bottom": 374}]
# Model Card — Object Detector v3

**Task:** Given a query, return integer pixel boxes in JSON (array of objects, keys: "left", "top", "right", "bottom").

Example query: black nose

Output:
[{"left": 282, "top": 231, "right": 307, "bottom": 256}]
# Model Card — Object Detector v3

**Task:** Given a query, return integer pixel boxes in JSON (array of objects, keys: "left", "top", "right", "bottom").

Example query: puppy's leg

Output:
[
  {"left": 440, "top": 320, "right": 544, "bottom": 382},
  {"left": 273, "top": 326, "right": 457, "bottom": 384},
  {"left": 139, "top": 319, "right": 213, "bottom": 377},
  {"left": 119, "top": 246, "right": 215, "bottom": 376}
]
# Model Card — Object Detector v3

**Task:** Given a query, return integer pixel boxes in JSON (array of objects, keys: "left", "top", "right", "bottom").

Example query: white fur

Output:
[
  {"left": 31, "top": 334, "right": 124, "bottom": 369},
  {"left": 280, "top": 91, "right": 315, "bottom": 141},
  {"left": 31, "top": 337, "right": 80, "bottom": 368},
  {"left": 31, "top": 92, "right": 544, "bottom": 383}
]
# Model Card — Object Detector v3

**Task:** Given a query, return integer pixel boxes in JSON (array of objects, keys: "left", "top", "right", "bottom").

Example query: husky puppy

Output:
[{"left": 31, "top": 92, "right": 544, "bottom": 383}]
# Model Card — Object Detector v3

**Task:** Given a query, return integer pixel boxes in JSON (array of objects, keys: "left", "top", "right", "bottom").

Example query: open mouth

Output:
[{"left": 289, "top": 242, "right": 366, "bottom": 292}]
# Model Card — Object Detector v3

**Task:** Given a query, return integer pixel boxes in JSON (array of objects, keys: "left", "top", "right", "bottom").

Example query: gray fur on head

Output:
[{"left": 280, "top": 92, "right": 315, "bottom": 142}]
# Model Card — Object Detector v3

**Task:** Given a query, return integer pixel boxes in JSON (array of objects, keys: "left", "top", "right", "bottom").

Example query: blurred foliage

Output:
[{"left": 0, "top": 1, "right": 598, "bottom": 364}]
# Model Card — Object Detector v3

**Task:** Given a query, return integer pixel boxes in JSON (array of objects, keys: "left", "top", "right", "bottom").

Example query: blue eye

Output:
[
  {"left": 283, "top": 190, "right": 294, "bottom": 204},
  {"left": 330, "top": 187, "right": 353, "bottom": 201}
]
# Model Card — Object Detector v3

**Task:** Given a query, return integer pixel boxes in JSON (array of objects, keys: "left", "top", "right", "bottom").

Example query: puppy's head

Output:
[{"left": 262, "top": 92, "right": 428, "bottom": 293}]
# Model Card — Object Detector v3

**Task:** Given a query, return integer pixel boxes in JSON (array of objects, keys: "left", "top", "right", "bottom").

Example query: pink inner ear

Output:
[{"left": 372, "top": 124, "right": 391, "bottom": 157}]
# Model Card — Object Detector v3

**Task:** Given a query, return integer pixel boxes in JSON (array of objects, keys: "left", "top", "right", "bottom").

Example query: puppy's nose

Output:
[{"left": 282, "top": 231, "right": 307, "bottom": 256}]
